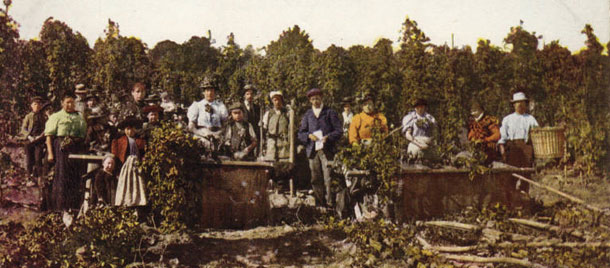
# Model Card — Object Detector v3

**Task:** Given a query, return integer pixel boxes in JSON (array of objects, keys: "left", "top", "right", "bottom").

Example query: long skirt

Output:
[
  {"left": 51, "top": 137, "right": 84, "bottom": 211},
  {"left": 115, "top": 155, "right": 147, "bottom": 207}
]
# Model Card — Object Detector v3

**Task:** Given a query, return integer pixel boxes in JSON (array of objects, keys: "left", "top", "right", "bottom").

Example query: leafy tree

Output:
[
  {"left": 313, "top": 44, "right": 355, "bottom": 111},
  {"left": 17, "top": 40, "right": 50, "bottom": 101},
  {"left": 40, "top": 17, "right": 91, "bottom": 104},
  {"left": 0, "top": 11, "right": 21, "bottom": 142},
  {"left": 473, "top": 39, "right": 513, "bottom": 118},
  {"left": 150, "top": 34, "right": 219, "bottom": 105},
  {"left": 92, "top": 19, "right": 152, "bottom": 102},
  {"left": 503, "top": 25, "right": 543, "bottom": 105},
  {"left": 396, "top": 17, "right": 432, "bottom": 113},
  {"left": 215, "top": 32, "right": 253, "bottom": 103},
  {"left": 264, "top": 25, "right": 317, "bottom": 114}
]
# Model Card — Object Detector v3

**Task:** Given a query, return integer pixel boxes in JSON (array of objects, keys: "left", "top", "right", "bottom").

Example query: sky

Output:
[{"left": 8, "top": 0, "right": 610, "bottom": 52}]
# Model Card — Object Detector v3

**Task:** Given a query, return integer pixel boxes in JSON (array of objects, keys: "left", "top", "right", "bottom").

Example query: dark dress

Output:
[
  {"left": 51, "top": 137, "right": 85, "bottom": 210},
  {"left": 91, "top": 170, "right": 116, "bottom": 205}
]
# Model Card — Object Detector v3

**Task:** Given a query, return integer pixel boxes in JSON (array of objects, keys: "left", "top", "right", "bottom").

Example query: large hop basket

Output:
[{"left": 530, "top": 126, "right": 565, "bottom": 159}]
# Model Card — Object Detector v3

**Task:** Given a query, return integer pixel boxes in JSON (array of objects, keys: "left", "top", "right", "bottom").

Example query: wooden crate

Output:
[
  {"left": 200, "top": 161, "right": 273, "bottom": 229},
  {"left": 395, "top": 167, "right": 534, "bottom": 221}
]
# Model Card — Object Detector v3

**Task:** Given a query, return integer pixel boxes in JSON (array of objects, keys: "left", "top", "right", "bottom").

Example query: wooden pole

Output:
[
  {"left": 289, "top": 99, "right": 295, "bottom": 164},
  {"left": 512, "top": 173, "right": 607, "bottom": 215},
  {"left": 442, "top": 254, "right": 536, "bottom": 267}
]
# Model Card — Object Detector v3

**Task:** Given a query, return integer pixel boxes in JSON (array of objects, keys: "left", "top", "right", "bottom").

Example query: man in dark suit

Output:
[
  {"left": 297, "top": 88, "right": 342, "bottom": 207},
  {"left": 242, "top": 84, "right": 261, "bottom": 142}
]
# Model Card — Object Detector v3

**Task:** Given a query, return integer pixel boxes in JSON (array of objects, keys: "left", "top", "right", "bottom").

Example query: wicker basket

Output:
[{"left": 530, "top": 126, "right": 565, "bottom": 159}]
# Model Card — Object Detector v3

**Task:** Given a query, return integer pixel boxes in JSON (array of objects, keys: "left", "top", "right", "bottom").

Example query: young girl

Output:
[{"left": 111, "top": 116, "right": 147, "bottom": 207}]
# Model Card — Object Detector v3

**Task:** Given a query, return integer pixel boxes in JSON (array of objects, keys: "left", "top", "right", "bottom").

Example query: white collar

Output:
[
  {"left": 312, "top": 104, "right": 323, "bottom": 118},
  {"left": 475, "top": 113, "right": 484, "bottom": 122}
]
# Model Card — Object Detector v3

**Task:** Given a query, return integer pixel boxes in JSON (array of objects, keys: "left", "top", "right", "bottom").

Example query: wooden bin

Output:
[
  {"left": 200, "top": 161, "right": 273, "bottom": 229},
  {"left": 530, "top": 127, "right": 565, "bottom": 159},
  {"left": 395, "top": 167, "right": 534, "bottom": 221}
]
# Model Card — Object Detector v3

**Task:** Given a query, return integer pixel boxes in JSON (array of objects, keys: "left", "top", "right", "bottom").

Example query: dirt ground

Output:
[{"left": 2, "top": 163, "right": 609, "bottom": 267}]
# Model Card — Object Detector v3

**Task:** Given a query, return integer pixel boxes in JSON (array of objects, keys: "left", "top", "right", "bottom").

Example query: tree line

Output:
[{"left": 1, "top": 13, "right": 608, "bottom": 173}]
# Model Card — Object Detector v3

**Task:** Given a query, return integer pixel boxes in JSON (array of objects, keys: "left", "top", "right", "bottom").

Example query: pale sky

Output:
[{"left": 8, "top": 0, "right": 610, "bottom": 52}]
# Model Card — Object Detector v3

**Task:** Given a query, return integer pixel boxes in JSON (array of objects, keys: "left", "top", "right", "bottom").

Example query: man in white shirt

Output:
[
  {"left": 187, "top": 76, "right": 228, "bottom": 150},
  {"left": 498, "top": 92, "right": 539, "bottom": 167}
]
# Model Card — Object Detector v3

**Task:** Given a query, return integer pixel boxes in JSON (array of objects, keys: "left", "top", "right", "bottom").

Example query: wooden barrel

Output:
[
  {"left": 530, "top": 126, "right": 565, "bottom": 159},
  {"left": 395, "top": 167, "right": 534, "bottom": 221},
  {"left": 200, "top": 161, "right": 273, "bottom": 229}
]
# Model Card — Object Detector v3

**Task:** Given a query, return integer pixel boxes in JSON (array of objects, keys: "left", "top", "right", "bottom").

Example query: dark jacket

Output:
[
  {"left": 18, "top": 112, "right": 46, "bottom": 141},
  {"left": 243, "top": 101, "right": 261, "bottom": 140},
  {"left": 297, "top": 106, "right": 342, "bottom": 158},
  {"left": 111, "top": 135, "right": 146, "bottom": 164}
]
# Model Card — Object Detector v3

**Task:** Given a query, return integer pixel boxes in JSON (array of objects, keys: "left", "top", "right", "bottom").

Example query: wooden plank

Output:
[
  {"left": 201, "top": 160, "right": 274, "bottom": 168},
  {"left": 68, "top": 154, "right": 106, "bottom": 161},
  {"left": 401, "top": 167, "right": 534, "bottom": 174}
]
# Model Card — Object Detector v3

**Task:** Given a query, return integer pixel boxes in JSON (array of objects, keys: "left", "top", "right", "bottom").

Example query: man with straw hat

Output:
[
  {"left": 498, "top": 92, "right": 539, "bottom": 167},
  {"left": 74, "top": 83, "right": 88, "bottom": 114}
]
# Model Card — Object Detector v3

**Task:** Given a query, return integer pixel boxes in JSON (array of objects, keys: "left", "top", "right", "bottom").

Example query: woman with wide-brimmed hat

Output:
[
  {"left": 401, "top": 98, "right": 437, "bottom": 163},
  {"left": 111, "top": 116, "right": 147, "bottom": 207}
]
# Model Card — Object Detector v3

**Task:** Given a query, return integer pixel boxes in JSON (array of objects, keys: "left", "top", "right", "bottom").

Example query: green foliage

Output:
[
  {"left": 214, "top": 33, "right": 254, "bottom": 103},
  {"left": 336, "top": 127, "right": 402, "bottom": 203},
  {"left": 326, "top": 217, "right": 449, "bottom": 267},
  {"left": 141, "top": 122, "right": 205, "bottom": 233},
  {"left": 40, "top": 17, "right": 91, "bottom": 103},
  {"left": 150, "top": 34, "right": 220, "bottom": 104},
  {"left": 0, "top": 207, "right": 144, "bottom": 267},
  {"left": 262, "top": 25, "right": 318, "bottom": 114},
  {"left": 454, "top": 142, "right": 491, "bottom": 180},
  {"left": 92, "top": 19, "right": 152, "bottom": 103}
]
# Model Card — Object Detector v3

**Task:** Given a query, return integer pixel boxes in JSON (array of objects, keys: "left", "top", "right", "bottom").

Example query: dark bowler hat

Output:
[
  {"left": 341, "top": 96, "right": 352, "bottom": 104},
  {"left": 142, "top": 105, "right": 163, "bottom": 114},
  {"left": 117, "top": 116, "right": 143, "bottom": 129},
  {"left": 227, "top": 102, "right": 244, "bottom": 112},
  {"left": 413, "top": 98, "right": 428, "bottom": 107},
  {"left": 108, "top": 108, "right": 119, "bottom": 116},
  {"left": 85, "top": 94, "right": 99, "bottom": 102},
  {"left": 31, "top": 96, "right": 45, "bottom": 103},
  {"left": 306, "top": 88, "right": 322, "bottom": 98},
  {"left": 243, "top": 84, "right": 256, "bottom": 93},
  {"left": 144, "top": 94, "right": 161, "bottom": 103},
  {"left": 360, "top": 94, "right": 374, "bottom": 103},
  {"left": 86, "top": 110, "right": 106, "bottom": 120}
]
